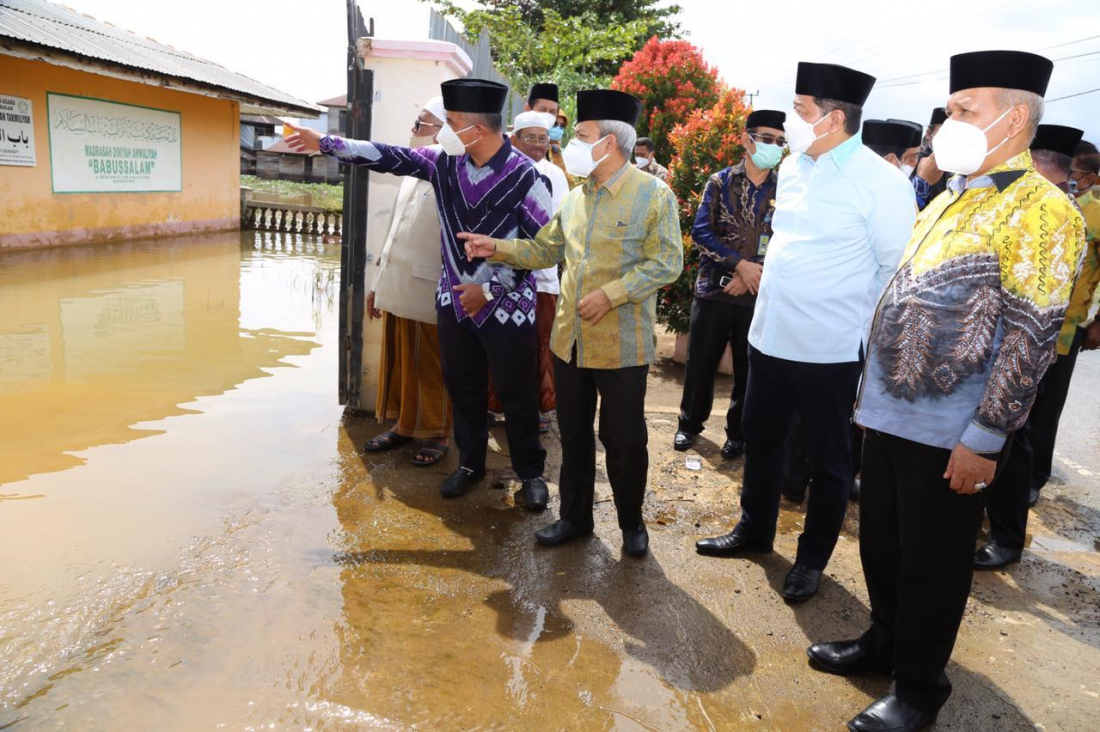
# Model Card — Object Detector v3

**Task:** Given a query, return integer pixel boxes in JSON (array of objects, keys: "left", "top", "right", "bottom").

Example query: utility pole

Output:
[{"left": 745, "top": 89, "right": 760, "bottom": 107}]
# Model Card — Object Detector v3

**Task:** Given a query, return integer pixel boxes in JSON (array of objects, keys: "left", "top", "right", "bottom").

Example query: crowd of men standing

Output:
[{"left": 287, "top": 45, "right": 1098, "bottom": 732}]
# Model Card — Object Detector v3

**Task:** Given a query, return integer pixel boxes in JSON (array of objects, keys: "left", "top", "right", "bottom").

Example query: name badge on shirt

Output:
[{"left": 757, "top": 235, "right": 770, "bottom": 257}]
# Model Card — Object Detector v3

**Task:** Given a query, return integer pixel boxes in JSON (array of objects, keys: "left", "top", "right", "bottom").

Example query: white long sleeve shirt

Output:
[{"left": 748, "top": 134, "right": 917, "bottom": 364}]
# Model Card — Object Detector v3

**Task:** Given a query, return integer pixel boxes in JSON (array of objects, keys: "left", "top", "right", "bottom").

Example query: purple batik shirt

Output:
[{"left": 320, "top": 135, "right": 552, "bottom": 330}]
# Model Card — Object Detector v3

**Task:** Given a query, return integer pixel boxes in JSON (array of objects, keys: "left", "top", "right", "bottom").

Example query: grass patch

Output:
[{"left": 241, "top": 176, "right": 344, "bottom": 211}]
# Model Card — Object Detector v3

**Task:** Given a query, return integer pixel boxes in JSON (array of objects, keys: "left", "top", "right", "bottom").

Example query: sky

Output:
[{"left": 57, "top": 0, "right": 1100, "bottom": 142}]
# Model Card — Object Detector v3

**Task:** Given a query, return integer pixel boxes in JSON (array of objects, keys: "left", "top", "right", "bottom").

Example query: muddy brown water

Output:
[{"left": 1, "top": 232, "right": 1098, "bottom": 730}]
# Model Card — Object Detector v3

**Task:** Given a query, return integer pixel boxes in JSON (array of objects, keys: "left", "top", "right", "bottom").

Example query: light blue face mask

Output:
[
  {"left": 750, "top": 142, "right": 784, "bottom": 170},
  {"left": 548, "top": 125, "right": 565, "bottom": 142}
]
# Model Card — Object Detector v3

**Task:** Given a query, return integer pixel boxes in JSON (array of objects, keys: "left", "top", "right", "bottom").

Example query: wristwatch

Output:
[{"left": 481, "top": 282, "right": 495, "bottom": 301}]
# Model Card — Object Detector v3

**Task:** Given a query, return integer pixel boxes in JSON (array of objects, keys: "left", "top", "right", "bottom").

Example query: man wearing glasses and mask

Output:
[
  {"left": 486, "top": 111, "right": 571, "bottom": 431},
  {"left": 674, "top": 110, "right": 786, "bottom": 463},
  {"left": 695, "top": 63, "right": 916, "bottom": 605}
]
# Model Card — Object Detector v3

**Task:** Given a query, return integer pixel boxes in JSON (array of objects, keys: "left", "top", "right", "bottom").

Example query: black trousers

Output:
[
  {"left": 1028, "top": 327, "right": 1084, "bottom": 493},
  {"left": 678, "top": 297, "right": 754, "bottom": 441},
  {"left": 736, "top": 346, "right": 862, "bottom": 569},
  {"left": 437, "top": 313, "right": 545, "bottom": 479},
  {"left": 986, "top": 420, "right": 1033, "bottom": 549},
  {"left": 555, "top": 353, "right": 649, "bottom": 531},
  {"left": 987, "top": 326, "right": 1083, "bottom": 547},
  {"left": 783, "top": 417, "right": 863, "bottom": 502},
  {"left": 857, "top": 430, "right": 991, "bottom": 713}
]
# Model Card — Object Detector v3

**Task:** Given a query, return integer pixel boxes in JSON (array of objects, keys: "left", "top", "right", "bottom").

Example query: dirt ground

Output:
[{"left": 337, "top": 330, "right": 1099, "bottom": 730}]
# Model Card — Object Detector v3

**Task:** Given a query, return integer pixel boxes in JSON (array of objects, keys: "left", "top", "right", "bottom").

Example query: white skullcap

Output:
[
  {"left": 422, "top": 96, "right": 446, "bottom": 124},
  {"left": 513, "top": 111, "right": 555, "bottom": 132}
]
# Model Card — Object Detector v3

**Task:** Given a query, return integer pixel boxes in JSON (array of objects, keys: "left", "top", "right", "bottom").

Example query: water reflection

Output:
[
  {"left": 0, "top": 231, "right": 344, "bottom": 725},
  {"left": 0, "top": 232, "right": 332, "bottom": 486}
]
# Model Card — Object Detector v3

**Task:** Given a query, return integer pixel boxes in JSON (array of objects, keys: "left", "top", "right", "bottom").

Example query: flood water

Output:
[
  {"left": 2, "top": 232, "right": 1097, "bottom": 731},
  {"left": 0, "top": 232, "right": 727, "bottom": 730}
]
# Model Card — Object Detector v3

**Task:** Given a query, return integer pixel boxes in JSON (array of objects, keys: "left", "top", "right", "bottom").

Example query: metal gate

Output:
[{"left": 337, "top": 0, "right": 372, "bottom": 409}]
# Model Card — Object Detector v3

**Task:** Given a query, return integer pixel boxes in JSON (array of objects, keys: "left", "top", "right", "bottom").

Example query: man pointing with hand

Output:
[{"left": 461, "top": 89, "right": 683, "bottom": 556}]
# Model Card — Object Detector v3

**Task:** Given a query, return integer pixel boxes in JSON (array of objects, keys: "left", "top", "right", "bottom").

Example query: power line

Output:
[
  {"left": 1047, "top": 86, "right": 1100, "bottom": 103},
  {"left": 747, "top": 0, "right": 1034, "bottom": 94},
  {"left": 875, "top": 48, "right": 1100, "bottom": 90},
  {"left": 1038, "top": 33, "right": 1100, "bottom": 51}
]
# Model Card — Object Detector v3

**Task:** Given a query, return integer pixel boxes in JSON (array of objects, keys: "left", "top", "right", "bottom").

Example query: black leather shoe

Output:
[
  {"left": 720, "top": 439, "right": 745, "bottom": 460},
  {"left": 517, "top": 477, "right": 549, "bottom": 512},
  {"left": 849, "top": 477, "right": 861, "bottom": 502},
  {"left": 847, "top": 694, "right": 937, "bottom": 732},
  {"left": 535, "top": 520, "right": 593, "bottom": 547},
  {"left": 673, "top": 431, "right": 697, "bottom": 451},
  {"left": 440, "top": 468, "right": 485, "bottom": 499},
  {"left": 1028, "top": 487, "right": 1040, "bottom": 507},
  {"left": 974, "top": 540, "right": 1022, "bottom": 570},
  {"left": 782, "top": 563, "right": 822, "bottom": 601},
  {"left": 622, "top": 524, "right": 649, "bottom": 557},
  {"left": 695, "top": 529, "right": 773, "bottom": 557},
  {"left": 807, "top": 640, "right": 891, "bottom": 676}
]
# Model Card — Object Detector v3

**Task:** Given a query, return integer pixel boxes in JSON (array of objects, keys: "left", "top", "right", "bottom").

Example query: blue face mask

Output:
[
  {"left": 750, "top": 142, "right": 784, "bottom": 170},
  {"left": 1068, "top": 179, "right": 1079, "bottom": 196},
  {"left": 548, "top": 125, "right": 565, "bottom": 142}
]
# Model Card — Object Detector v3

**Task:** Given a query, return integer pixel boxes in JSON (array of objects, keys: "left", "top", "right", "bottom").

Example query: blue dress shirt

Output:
[{"left": 748, "top": 135, "right": 917, "bottom": 364}]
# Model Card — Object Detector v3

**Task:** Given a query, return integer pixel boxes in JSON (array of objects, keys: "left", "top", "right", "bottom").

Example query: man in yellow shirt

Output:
[
  {"left": 811, "top": 50, "right": 1084, "bottom": 731},
  {"left": 460, "top": 89, "right": 683, "bottom": 556}
]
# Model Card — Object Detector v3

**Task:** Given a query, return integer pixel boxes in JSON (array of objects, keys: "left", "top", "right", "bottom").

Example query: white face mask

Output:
[
  {"left": 784, "top": 111, "right": 834, "bottom": 155},
  {"left": 635, "top": 156, "right": 650, "bottom": 168},
  {"left": 900, "top": 163, "right": 915, "bottom": 177},
  {"left": 932, "top": 106, "right": 1015, "bottom": 175},
  {"left": 437, "top": 123, "right": 477, "bottom": 157},
  {"left": 563, "top": 135, "right": 610, "bottom": 177}
]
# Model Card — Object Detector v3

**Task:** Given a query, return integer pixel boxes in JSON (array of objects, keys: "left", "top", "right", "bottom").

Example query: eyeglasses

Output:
[
  {"left": 519, "top": 135, "right": 550, "bottom": 146},
  {"left": 412, "top": 119, "right": 442, "bottom": 134},
  {"left": 749, "top": 132, "right": 787, "bottom": 147}
]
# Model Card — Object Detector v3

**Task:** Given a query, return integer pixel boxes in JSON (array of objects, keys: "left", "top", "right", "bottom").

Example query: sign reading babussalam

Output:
[{"left": 47, "top": 93, "right": 181, "bottom": 193}]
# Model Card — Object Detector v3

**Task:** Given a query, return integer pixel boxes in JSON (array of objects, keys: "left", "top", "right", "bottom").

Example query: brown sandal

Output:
[
  {"left": 364, "top": 430, "right": 412, "bottom": 453},
  {"left": 413, "top": 441, "right": 449, "bottom": 467}
]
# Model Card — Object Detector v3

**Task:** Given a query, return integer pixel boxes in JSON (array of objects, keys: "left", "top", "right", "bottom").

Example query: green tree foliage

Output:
[
  {"left": 467, "top": 0, "right": 682, "bottom": 48},
  {"left": 430, "top": 1, "right": 665, "bottom": 119}
]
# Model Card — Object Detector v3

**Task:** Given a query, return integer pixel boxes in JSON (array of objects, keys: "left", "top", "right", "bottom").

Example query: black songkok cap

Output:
[
  {"left": 746, "top": 110, "right": 787, "bottom": 130},
  {"left": 929, "top": 107, "right": 948, "bottom": 127},
  {"left": 863, "top": 120, "right": 920, "bottom": 150},
  {"left": 1031, "top": 124, "right": 1084, "bottom": 157},
  {"left": 886, "top": 118, "right": 924, "bottom": 148},
  {"left": 795, "top": 62, "right": 876, "bottom": 106},
  {"left": 441, "top": 78, "right": 509, "bottom": 114},
  {"left": 528, "top": 83, "right": 559, "bottom": 104},
  {"left": 576, "top": 89, "right": 643, "bottom": 125},
  {"left": 949, "top": 50, "right": 1054, "bottom": 96}
]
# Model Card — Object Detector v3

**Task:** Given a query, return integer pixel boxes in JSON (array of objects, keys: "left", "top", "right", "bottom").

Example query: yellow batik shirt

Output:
[
  {"left": 1061, "top": 189, "right": 1100, "bottom": 352},
  {"left": 492, "top": 162, "right": 683, "bottom": 369},
  {"left": 855, "top": 151, "right": 1086, "bottom": 454}
]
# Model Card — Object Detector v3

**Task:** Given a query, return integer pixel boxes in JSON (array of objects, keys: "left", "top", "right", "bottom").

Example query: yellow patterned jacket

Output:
[
  {"left": 1060, "top": 190, "right": 1100, "bottom": 352},
  {"left": 855, "top": 151, "right": 1086, "bottom": 454},
  {"left": 491, "top": 162, "right": 683, "bottom": 369}
]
